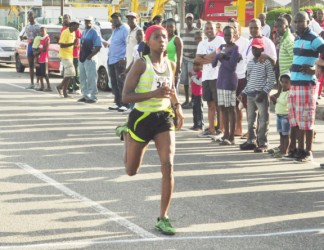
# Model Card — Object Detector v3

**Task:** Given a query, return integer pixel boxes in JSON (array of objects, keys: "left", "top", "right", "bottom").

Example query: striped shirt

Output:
[
  {"left": 279, "top": 29, "right": 294, "bottom": 75},
  {"left": 180, "top": 27, "right": 198, "bottom": 62},
  {"left": 243, "top": 58, "right": 276, "bottom": 96},
  {"left": 291, "top": 28, "right": 324, "bottom": 86}
]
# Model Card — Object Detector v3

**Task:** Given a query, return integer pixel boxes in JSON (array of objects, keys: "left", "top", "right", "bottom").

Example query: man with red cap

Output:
[
  {"left": 239, "top": 37, "right": 276, "bottom": 152},
  {"left": 305, "top": 9, "right": 324, "bottom": 36}
]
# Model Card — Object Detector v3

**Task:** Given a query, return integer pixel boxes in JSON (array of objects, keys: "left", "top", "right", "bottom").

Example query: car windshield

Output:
[
  {"left": 47, "top": 28, "right": 61, "bottom": 44},
  {"left": 101, "top": 28, "right": 112, "bottom": 41},
  {"left": 0, "top": 28, "right": 19, "bottom": 40}
]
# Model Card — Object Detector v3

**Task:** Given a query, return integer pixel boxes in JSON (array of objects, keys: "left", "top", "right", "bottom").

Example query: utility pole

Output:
[
  {"left": 179, "top": 0, "right": 185, "bottom": 30},
  {"left": 60, "top": 0, "right": 64, "bottom": 16},
  {"left": 291, "top": 0, "right": 300, "bottom": 20}
]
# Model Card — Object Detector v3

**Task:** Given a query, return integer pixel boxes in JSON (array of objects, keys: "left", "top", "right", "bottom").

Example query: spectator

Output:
[
  {"left": 258, "top": 13, "right": 271, "bottom": 38},
  {"left": 108, "top": 12, "right": 130, "bottom": 112},
  {"left": 284, "top": 11, "right": 324, "bottom": 162},
  {"left": 125, "top": 12, "right": 142, "bottom": 69},
  {"left": 180, "top": 13, "right": 198, "bottom": 109},
  {"left": 305, "top": 9, "right": 324, "bottom": 37},
  {"left": 316, "top": 9, "right": 324, "bottom": 30},
  {"left": 196, "top": 19, "right": 203, "bottom": 30},
  {"left": 56, "top": 16, "right": 63, "bottom": 26},
  {"left": 152, "top": 15, "right": 163, "bottom": 25},
  {"left": 283, "top": 14, "right": 295, "bottom": 34},
  {"left": 77, "top": 16, "right": 102, "bottom": 103},
  {"left": 212, "top": 26, "right": 242, "bottom": 145},
  {"left": 195, "top": 21, "right": 225, "bottom": 138},
  {"left": 215, "top": 23, "right": 224, "bottom": 37},
  {"left": 189, "top": 60, "right": 203, "bottom": 130},
  {"left": 228, "top": 18, "right": 250, "bottom": 138},
  {"left": 271, "top": 73, "right": 291, "bottom": 158},
  {"left": 34, "top": 26, "right": 52, "bottom": 92},
  {"left": 239, "top": 38, "right": 276, "bottom": 152},
  {"left": 23, "top": 11, "right": 40, "bottom": 89},
  {"left": 166, "top": 18, "right": 183, "bottom": 88},
  {"left": 56, "top": 20, "right": 79, "bottom": 98}
]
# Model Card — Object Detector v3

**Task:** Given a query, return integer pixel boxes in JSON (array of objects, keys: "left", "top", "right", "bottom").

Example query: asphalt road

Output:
[{"left": 0, "top": 64, "right": 324, "bottom": 250}]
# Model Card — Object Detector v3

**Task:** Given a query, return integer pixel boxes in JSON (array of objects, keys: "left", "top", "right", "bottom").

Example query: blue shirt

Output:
[
  {"left": 291, "top": 28, "right": 324, "bottom": 86},
  {"left": 108, "top": 24, "right": 129, "bottom": 65},
  {"left": 79, "top": 27, "right": 102, "bottom": 63}
]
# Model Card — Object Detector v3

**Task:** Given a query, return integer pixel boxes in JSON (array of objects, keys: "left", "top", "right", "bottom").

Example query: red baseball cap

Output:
[
  {"left": 251, "top": 38, "right": 264, "bottom": 49},
  {"left": 305, "top": 9, "right": 313, "bottom": 15}
]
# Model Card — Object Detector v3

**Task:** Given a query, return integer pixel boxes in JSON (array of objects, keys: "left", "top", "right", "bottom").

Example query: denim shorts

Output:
[{"left": 276, "top": 114, "right": 290, "bottom": 135}]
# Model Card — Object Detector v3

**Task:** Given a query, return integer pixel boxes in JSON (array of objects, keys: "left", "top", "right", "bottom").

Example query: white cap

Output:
[
  {"left": 84, "top": 16, "right": 94, "bottom": 21},
  {"left": 70, "top": 19, "right": 80, "bottom": 25},
  {"left": 126, "top": 12, "right": 137, "bottom": 18},
  {"left": 185, "top": 13, "right": 194, "bottom": 19}
]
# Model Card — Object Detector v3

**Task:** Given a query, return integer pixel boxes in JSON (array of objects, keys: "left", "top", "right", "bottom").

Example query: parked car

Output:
[
  {"left": 0, "top": 26, "right": 19, "bottom": 64},
  {"left": 15, "top": 24, "right": 61, "bottom": 73}
]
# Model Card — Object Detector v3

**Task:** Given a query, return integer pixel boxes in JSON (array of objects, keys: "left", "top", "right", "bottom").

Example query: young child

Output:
[
  {"left": 239, "top": 37, "right": 276, "bottom": 152},
  {"left": 32, "top": 35, "right": 42, "bottom": 67},
  {"left": 189, "top": 60, "right": 203, "bottom": 130},
  {"left": 212, "top": 26, "right": 242, "bottom": 145},
  {"left": 272, "top": 73, "right": 291, "bottom": 158},
  {"left": 35, "top": 27, "right": 52, "bottom": 91}
]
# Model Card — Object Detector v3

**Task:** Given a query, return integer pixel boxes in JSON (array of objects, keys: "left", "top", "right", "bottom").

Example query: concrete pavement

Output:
[{"left": 0, "top": 65, "right": 324, "bottom": 249}]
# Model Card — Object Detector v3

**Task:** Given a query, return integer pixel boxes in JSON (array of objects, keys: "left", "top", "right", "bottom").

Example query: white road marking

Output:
[
  {"left": 15, "top": 163, "right": 157, "bottom": 239},
  {"left": 0, "top": 228, "right": 323, "bottom": 249}
]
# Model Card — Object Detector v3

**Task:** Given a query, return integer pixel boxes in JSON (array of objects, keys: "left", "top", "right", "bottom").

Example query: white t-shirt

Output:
[
  {"left": 246, "top": 36, "right": 277, "bottom": 64},
  {"left": 235, "top": 36, "right": 250, "bottom": 79},
  {"left": 132, "top": 44, "right": 140, "bottom": 61},
  {"left": 261, "top": 24, "right": 271, "bottom": 38},
  {"left": 309, "top": 19, "right": 323, "bottom": 35},
  {"left": 126, "top": 26, "right": 141, "bottom": 68},
  {"left": 196, "top": 36, "right": 225, "bottom": 81}
]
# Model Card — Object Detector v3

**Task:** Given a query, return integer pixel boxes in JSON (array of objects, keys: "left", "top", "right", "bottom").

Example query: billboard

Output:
[{"left": 10, "top": 0, "right": 42, "bottom": 5}]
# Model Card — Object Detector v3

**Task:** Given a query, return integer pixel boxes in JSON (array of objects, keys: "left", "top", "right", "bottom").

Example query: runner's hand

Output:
[
  {"left": 154, "top": 83, "right": 174, "bottom": 98},
  {"left": 175, "top": 105, "right": 184, "bottom": 130}
]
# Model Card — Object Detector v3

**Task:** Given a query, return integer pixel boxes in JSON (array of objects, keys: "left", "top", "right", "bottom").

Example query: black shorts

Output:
[
  {"left": 35, "top": 62, "right": 48, "bottom": 77},
  {"left": 202, "top": 79, "right": 217, "bottom": 102},
  {"left": 128, "top": 108, "right": 174, "bottom": 143}
]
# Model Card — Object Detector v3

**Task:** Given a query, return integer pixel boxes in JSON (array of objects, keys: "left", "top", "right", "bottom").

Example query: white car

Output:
[
  {"left": 95, "top": 21, "right": 112, "bottom": 91},
  {"left": 0, "top": 26, "right": 19, "bottom": 64}
]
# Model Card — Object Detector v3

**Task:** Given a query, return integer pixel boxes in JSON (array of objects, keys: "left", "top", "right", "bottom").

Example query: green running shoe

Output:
[
  {"left": 115, "top": 124, "right": 128, "bottom": 141},
  {"left": 155, "top": 217, "right": 176, "bottom": 235}
]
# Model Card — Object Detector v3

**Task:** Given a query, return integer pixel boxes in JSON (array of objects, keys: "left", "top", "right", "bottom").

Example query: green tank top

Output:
[
  {"left": 167, "top": 35, "right": 177, "bottom": 62},
  {"left": 134, "top": 55, "right": 173, "bottom": 112}
]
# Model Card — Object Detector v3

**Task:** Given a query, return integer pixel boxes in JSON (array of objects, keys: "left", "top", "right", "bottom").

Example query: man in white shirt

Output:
[
  {"left": 246, "top": 18, "right": 277, "bottom": 65},
  {"left": 305, "top": 9, "right": 324, "bottom": 36},
  {"left": 125, "top": 12, "right": 142, "bottom": 68},
  {"left": 259, "top": 13, "right": 271, "bottom": 38},
  {"left": 195, "top": 21, "right": 225, "bottom": 137}
]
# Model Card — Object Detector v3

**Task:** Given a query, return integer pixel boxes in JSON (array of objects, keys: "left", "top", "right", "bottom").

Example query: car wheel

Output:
[
  {"left": 15, "top": 54, "right": 25, "bottom": 73},
  {"left": 97, "top": 66, "right": 110, "bottom": 91}
]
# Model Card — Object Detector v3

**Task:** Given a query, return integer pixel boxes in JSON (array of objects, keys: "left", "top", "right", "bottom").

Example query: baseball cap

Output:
[
  {"left": 305, "top": 9, "right": 313, "bottom": 15},
  {"left": 111, "top": 12, "right": 122, "bottom": 18},
  {"left": 126, "top": 12, "right": 137, "bottom": 18},
  {"left": 84, "top": 16, "right": 94, "bottom": 21},
  {"left": 251, "top": 38, "right": 264, "bottom": 49},
  {"left": 185, "top": 13, "right": 194, "bottom": 19}
]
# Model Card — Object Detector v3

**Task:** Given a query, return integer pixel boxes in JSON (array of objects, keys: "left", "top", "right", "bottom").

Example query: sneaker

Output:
[
  {"left": 26, "top": 84, "right": 35, "bottom": 89},
  {"left": 282, "top": 149, "right": 298, "bottom": 161},
  {"left": 240, "top": 141, "right": 257, "bottom": 150},
  {"left": 115, "top": 124, "right": 128, "bottom": 141},
  {"left": 155, "top": 217, "right": 176, "bottom": 235},
  {"left": 181, "top": 102, "right": 192, "bottom": 109},
  {"left": 118, "top": 106, "right": 128, "bottom": 112},
  {"left": 272, "top": 152, "right": 283, "bottom": 158},
  {"left": 254, "top": 145, "right": 268, "bottom": 153},
  {"left": 198, "top": 129, "right": 216, "bottom": 138},
  {"left": 108, "top": 104, "right": 120, "bottom": 111},
  {"left": 295, "top": 151, "right": 313, "bottom": 163},
  {"left": 219, "top": 139, "right": 232, "bottom": 145},
  {"left": 85, "top": 99, "right": 97, "bottom": 103},
  {"left": 268, "top": 147, "right": 280, "bottom": 154},
  {"left": 77, "top": 97, "right": 87, "bottom": 102}
]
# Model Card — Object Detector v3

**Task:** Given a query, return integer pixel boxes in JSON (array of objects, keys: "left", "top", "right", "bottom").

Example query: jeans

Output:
[
  {"left": 192, "top": 95, "right": 204, "bottom": 128},
  {"left": 79, "top": 58, "right": 98, "bottom": 101},
  {"left": 247, "top": 95, "right": 270, "bottom": 146},
  {"left": 108, "top": 60, "right": 127, "bottom": 107}
]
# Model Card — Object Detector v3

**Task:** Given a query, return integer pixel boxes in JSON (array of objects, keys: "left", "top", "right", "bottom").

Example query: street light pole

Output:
[
  {"left": 179, "top": 0, "right": 185, "bottom": 30},
  {"left": 61, "top": 0, "right": 64, "bottom": 16},
  {"left": 292, "top": 0, "right": 300, "bottom": 20}
]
